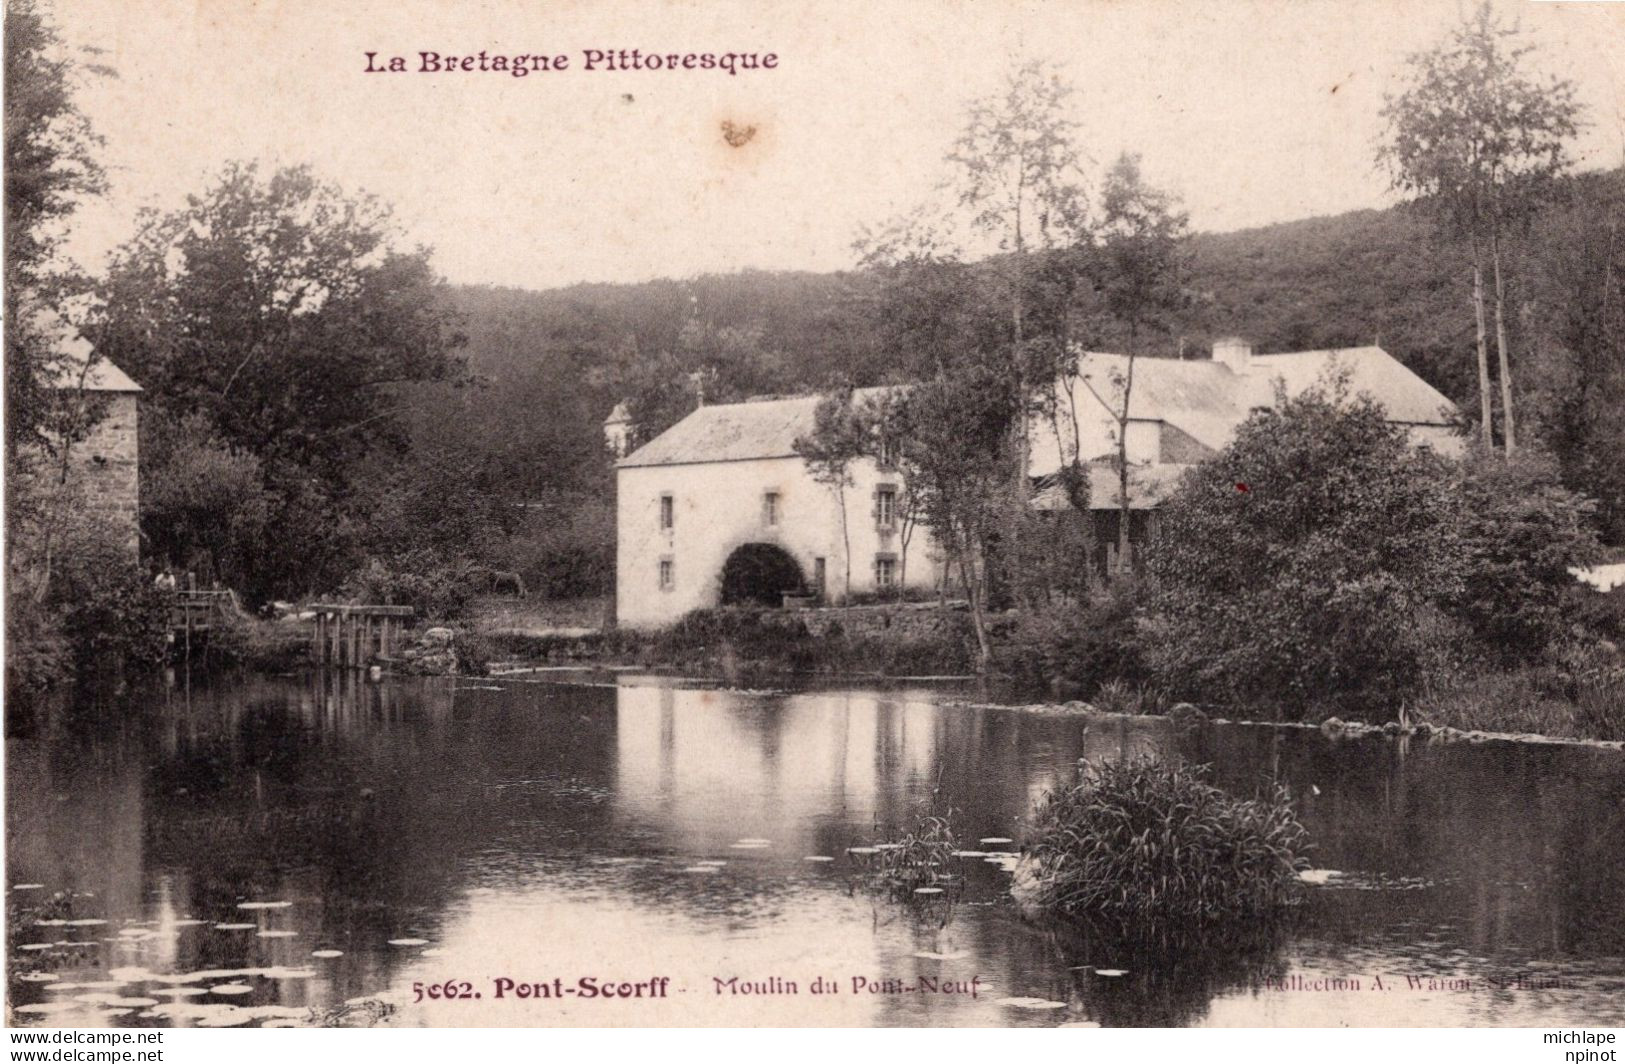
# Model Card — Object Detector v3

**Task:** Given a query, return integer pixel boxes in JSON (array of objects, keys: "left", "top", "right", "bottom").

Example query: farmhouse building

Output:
[
  {"left": 43, "top": 333, "right": 144, "bottom": 556},
  {"left": 1029, "top": 339, "right": 1462, "bottom": 571},
  {"left": 615, "top": 388, "right": 946, "bottom": 629},
  {"left": 615, "top": 340, "right": 1460, "bottom": 628}
]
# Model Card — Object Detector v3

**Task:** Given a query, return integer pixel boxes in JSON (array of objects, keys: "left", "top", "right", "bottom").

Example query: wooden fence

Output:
[{"left": 310, "top": 603, "right": 416, "bottom": 668}]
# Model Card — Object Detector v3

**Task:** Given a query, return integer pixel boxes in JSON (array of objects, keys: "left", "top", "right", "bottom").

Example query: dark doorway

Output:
[{"left": 720, "top": 543, "right": 805, "bottom": 607}]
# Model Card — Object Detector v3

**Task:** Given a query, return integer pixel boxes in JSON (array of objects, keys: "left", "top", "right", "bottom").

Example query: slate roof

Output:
[
  {"left": 621, "top": 346, "right": 1458, "bottom": 469},
  {"left": 45, "top": 330, "right": 142, "bottom": 392},
  {"left": 619, "top": 387, "right": 894, "bottom": 468},
  {"left": 1032, "top": 463, "right": 1191, "bottom": 512},
  {"left": 1072, "top": 346, "right": 1456, "bottom": 452}
]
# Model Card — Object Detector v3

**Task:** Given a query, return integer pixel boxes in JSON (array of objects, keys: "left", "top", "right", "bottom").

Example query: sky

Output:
[{"left": 49, "top": 0, "right": 1625, "bottom": 291}]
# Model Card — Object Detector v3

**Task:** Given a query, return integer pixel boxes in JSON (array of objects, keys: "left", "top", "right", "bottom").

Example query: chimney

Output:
[
  {"left": 689, "top": 370, "right": 707, "bottom": 408},
  {"left": 1212, "top": 337, "right": 1253, "bottom": 372}
]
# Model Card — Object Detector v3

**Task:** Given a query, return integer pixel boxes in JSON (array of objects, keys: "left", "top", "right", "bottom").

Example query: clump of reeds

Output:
[
  {"left": 868, "top": 813, "right": 959, "bottom": 897},
  {"left": 1024, "top": 757, "right": 1309, "bottom": 927}
]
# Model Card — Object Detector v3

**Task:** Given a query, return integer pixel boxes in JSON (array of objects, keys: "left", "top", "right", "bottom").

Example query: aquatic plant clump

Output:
[
  {"left": 1024, "top": 757, "right": 1309, "bottom": 926},
  {"left": 861, "top": 814, "right": 960, "bottom": 898}
]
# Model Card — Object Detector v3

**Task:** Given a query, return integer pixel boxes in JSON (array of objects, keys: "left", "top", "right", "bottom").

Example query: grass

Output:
[
  {"left": 469, "top": 594, "right": 611, "bottom": 636},
  {"left": 1415, "top": 660, "right": 1625, "bottom": 742},
  {"left": 1024, "top": 757, "right": 1310, "bottom": 931}
]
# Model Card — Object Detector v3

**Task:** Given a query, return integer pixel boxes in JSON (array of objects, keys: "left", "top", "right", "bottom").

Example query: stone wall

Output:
[
  {"left": 65, "top": 393, "right": 140, "bottom": 555},
  {"left": 793, "top": 602, "right": 968, "bottom": 643}
]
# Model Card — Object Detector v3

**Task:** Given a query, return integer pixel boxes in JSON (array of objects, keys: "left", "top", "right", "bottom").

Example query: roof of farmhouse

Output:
[
  {"left": 617, "top": 345, "right": 1456, "bottom": 469},
  {"left": 43, "top": 327, "right": 142, "bottom": 393},
  {"left": 618, "top": 386, "right": 897, "bottom": 468}
]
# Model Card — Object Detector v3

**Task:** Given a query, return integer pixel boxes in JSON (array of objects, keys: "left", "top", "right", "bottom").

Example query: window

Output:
[
  {"left": 877, "top": 435, "right": 898, "bottom": 469},
  {"left": 874, "top": 555, "right": 897, "bottom": 588},
  {"left": 658, "top": 557, "right": 674, "bottom": 590},
  {"left": 659, "top": 493, "right": 674, "bottom": 530},
  {"left": 763, "top": 490, "right": 780, "bottom": 526},
  {"left": 875, "top": 486, "right": 897, "bottom": 530}
]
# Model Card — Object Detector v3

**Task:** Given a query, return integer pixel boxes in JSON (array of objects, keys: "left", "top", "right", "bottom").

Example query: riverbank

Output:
[{"left": 231, "top": 593, "right": 1625, "bottom": 745}]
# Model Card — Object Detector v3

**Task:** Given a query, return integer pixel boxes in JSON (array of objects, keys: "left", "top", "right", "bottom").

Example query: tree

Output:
[
  {"left": 1523, "top": 169, "right": 1625, "bottom": 543},
  {"left": 889, "top": 367, "right": 1023, "bottom": 670},
  {"left": 91, "top": 163, "right": 467, "bottom": 599},
  {"left": 3, "top": 0, "right": 107, "bottom": 452},
  {"left": 1077, "top": 154, "right": 1189, "bottom": 576},
  {"left": 139, "top": 411, "right": 270, "bottom": 581},
  {"left": 1151, "top": 382, "right": 1463, "bottom": 716},
  {"left": 946, "top": 61, "right": 1094, "bottom": 583},
  {"left": 1380, "top": 1, "right": 1582, "bottom": 454},
  {"left": 1150, "top": 380, "right": 1598, "bottom": 718},
  {"left": 794, "top": 386, "right": 867, "bottom": 601}
]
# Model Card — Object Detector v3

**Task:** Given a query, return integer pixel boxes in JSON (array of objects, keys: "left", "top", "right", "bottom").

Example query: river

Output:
[{"left": 6, "top": 671, "right": 1624, "bottom": 1027}]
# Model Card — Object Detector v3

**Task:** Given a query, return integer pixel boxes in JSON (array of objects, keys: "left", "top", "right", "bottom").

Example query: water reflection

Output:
[{"left": 6, "top": 672, "right": 1624, "bottom": 1027}]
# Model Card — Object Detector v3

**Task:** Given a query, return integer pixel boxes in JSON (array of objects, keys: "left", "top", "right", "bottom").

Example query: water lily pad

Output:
[
  {"left": 735, "top": 838, "right": 772, "bottom": 845},
  {"left": 197, "top": 1009, "right": 253, "bottom": 1027},
  {"left": 75, "top": 994, "right": 159, "bottom": 1008},
  {"left": 259, "top": 966, "right": 316, "bottom": 979},
  {"left": 34, "top": 919, "right": 68, "bottom": 927},
  {"left": 171, "top": 919, "right": 209, "bottom": 927},
  {"left": 257, "top": 930, "right": 298, "bottom": 939},
  {"left": 18, "top": 972, "right": 59, "bottom": 983},
  {"left": 11, "top": 884, "right": 45, "bottom": 891},
  {"left": 310, "top": 950, "right": 344, "bottom": 959},
  {"left": 1297, "top": 868, "right": 1340, "bottom": 885},
  {"left": 151, "top": 986, "right": 209, "bottom": 997},
  {"left": 387, "top": 938, "right": 429, "bottom": 947},
  {"left": 107, "top": 968, "right": 154, "bottom": 982},
  {"left": 913, "top": 887, "right": 945, "bottom": 895},
  {"left": 994, "top": 996, "right": 1066, "bottom": 1009},
  {"left": 979, "top": 837, "right": 1014, "bottom": 846},
  {"left": 421, "top": 948, "right": 446, "bottom": 957},
  {"left": 695, "top": 860, "right": 728, "bottom": 867},
  {"left": 65, "top": 918, "right": 108, "bottom": 927},
  {"left": 845, "top": 846, "right": 878, "bottom": 855},
  {"left": 803, "top": 855, "right": 835, "bottom": 862},
  {"left": 209, "top": 983, "right": 254, "bottom": 996},
  {"left": 14, "top": 1002, "right": 79, "bottom": 1015},
  {"left": 950, "top": 851, "right": 989, "bottom": 858},
  {"left": 17, "top": 943, "right": 54, "bottom": 951},
  {"left": 1093, "top": 969, "right": 1128, "bottom": 977},
  {"left": 214, "top": 923, "right": 257, "bottom": 931},
  {"left": 237, "top": 901, "right": 293, "bottom": 910},
  {"left": 244, "top": 1005, "right": 307, "bottom": 1020},
  {"left": 682, "top": 866, "right": 720, "bottom": 873}
]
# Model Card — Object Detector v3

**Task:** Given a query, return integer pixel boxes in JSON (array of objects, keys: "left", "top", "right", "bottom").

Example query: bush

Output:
[
  {"left": 49, "top": 526, "right": 169, "bottom": 675},
  {"left": 1148, "top": 387, "right": 1599, "bottom": 719},
  {"left": 1023, "top": 757, "right": 1309, "bottom": 928},
  {"left": 4, "top": 589, "right": 69, "bottom": 697},
  {"left": 996, "top": 579, "right": 1151, "bottom": 696},
  {"left": 501, "top": 494, "right": 614, "bottom": 600},
  {"left": 344, "top": 549, "right": 473, "bottom": 620}
]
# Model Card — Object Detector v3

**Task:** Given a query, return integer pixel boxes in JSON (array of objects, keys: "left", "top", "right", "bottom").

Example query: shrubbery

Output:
[
  {"left": 343, "top": 549, "right": 475, "bottom": 620},
  {"left": 46, "top": 521, "right": 169, "bottom": 677},
  {"left": 1022, "top": 757, "right": 1309, "bottom": 927},
  {"left": 995, "top": 578, "right": 1150, "bottom": 696},
  {"left": 1148, "top": 385, "right": 1601, "bottom": 720}
]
